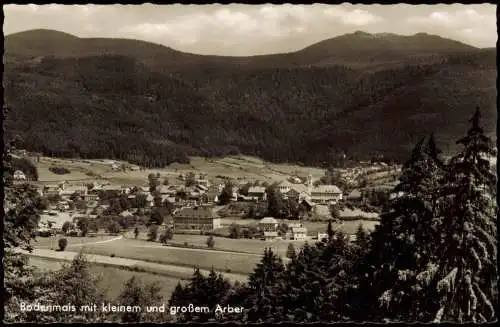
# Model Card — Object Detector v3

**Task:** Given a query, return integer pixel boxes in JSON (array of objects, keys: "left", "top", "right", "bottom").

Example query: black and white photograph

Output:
[{"left": 2, "top": 3, "right": 497, "bottom": 324}]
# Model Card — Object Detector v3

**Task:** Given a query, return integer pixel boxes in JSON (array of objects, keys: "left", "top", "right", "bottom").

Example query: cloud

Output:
[
  {"left": 406, "top": 7, "right": 496, "bottom": 47},
  {"left": 3, "top": 4, "right": 496, "bottom": 55},
  {"left": 408, "top": 8, "right": 494, "bottom": 29},
  {"left": 323, "top": 7, "right": 382, "bottom": 26}
]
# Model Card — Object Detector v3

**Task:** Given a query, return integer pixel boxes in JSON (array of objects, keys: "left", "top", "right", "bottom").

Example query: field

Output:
[
  {"left": 67, "top": 238, "right": 264, "bottom": 275},
  {"left": 131, "top": 232, "right": 309, "bottom": 257},
  {"left": 28, "top": 256, "right": 182, "bottom": 301},
  {"left": 33, "top": 235, "right": 118, "bottom": 249},
  {"left": 33, "top": 155, "right": 326, "bottom": 187}
]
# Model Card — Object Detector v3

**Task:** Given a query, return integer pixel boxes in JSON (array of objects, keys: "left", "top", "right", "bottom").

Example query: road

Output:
[{"left": 15, "top": 248, "right": 249, "bottom": 283}]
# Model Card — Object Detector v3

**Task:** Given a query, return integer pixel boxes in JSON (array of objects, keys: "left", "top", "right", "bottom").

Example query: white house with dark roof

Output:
[
  {"left": 291, "top": 226, "right": 307, "bottom": 240},
  {"left": 13, "top": 170, "right": 27, "bottom": 181},
  {"left": 248, "top": 186, "right": 267, "bottom": 201},
  {"left": 259, "top": 217, "right": 279, "bottom": 232},
  {"left": 277, "top": 180, "right": 293, "bottom": 194},
  {"left": 310, "top": 185, "right": 342, "bottom": 204}
]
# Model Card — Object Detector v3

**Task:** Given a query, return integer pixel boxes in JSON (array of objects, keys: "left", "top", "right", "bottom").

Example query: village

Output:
[
  {"left": 14, "top": 152, "right": 399, "bottom": 241},
  {"left": 11, "top": 152, "right": 402, "bottom": 278}
]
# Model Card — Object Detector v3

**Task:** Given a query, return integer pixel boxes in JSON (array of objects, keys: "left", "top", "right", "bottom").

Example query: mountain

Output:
[
  {"left": 4, "top": 29, "right": 496, "bottom": 167},
  {"left": 5, "top": 29, "right": 479, "bottom": 72}
]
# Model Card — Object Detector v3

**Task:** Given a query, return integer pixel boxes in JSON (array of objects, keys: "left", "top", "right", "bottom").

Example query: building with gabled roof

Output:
[
  {"left": 173, "top": 206, "right": 221, "bottom": 231},
  {"left": 248, "top": 186, "right": 267, "bottom": 201},
  {"left": 310, "top": 185, "right": 342, "bottom": 204},
  {"left": 259, "top": 217, "right": 279, "bottom": 232}
]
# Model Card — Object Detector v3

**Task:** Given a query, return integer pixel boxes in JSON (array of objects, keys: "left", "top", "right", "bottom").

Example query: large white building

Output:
[
  {"left": 309, "top": 185, "right": 343, "bottom": 204},
  {"left": 173, "top": 206, "right": 221, "bottom": 231}
]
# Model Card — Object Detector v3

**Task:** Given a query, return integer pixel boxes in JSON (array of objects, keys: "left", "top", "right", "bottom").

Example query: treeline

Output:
[{"left": 4, "top": 50, "right": 496, "bottom": 167}]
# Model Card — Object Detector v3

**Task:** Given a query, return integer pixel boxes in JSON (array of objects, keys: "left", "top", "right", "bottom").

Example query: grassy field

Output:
[
  {"left": 28, "top": 256, "right": 183, "bottom": 301},
  {"left": 68, "top": 238, "right": 263, "bottom": 275},
  {"left": 33, "top": 235, "right": 117, "bottom": 249},
  {"left": 132, "top": 232, "right": 308, "bottom": 257},
  {"left": 34, "top": 155, "right": 326, "bottom": 187}
]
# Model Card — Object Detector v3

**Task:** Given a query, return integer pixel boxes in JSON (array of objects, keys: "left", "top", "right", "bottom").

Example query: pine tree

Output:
[
  {"left": 354, "top": 134, "right": 446, "bottom": 322},
  {"left": 218, "top": 182, "right": 233, "bottom": 205},
  {"left": 275, "top": 231, "right": 358, "bottom": 322},
  {"left": 244, "top": 248, "right": 286, "bottom": 322},
  {"left": 117, "top": 276, "right": 164, "bottom": 322},
  {"left": 327, "top": 219, "right": 334, "bottom": 240},
  {"left": 354, "top": 223, "right": 370, "bottom": 253},
  {"left": 286, "top": 243, "right": 297, "bottom": 259},
  {"left": 431, "top": 107, "right": 497, "bottom": 323},
  {"left": 266, "top": 184, "right": 285, "bottom": 218}
]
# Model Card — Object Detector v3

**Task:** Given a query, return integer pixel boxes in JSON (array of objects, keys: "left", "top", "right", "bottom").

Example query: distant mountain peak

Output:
[
  {"left": 7, "top": 28, "right": 79, "bottom": 39},
  {"left": 352, "top": 30, "right": 373, "bottom": 37}
]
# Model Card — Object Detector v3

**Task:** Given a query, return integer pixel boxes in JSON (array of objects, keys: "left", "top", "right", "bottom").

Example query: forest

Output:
[
  {"left": 3, "top": 30, "right": 497, "bottom": 168},
  {"left": 3, "top": 108, "right": 497, "bottom": 323}
]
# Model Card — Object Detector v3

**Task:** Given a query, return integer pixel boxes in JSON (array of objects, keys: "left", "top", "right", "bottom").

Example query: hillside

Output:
[
  {"left": 4, "top": 30, "right": 497, "bottom": 167},
  {"left": 5, "top": 29, "right": 480, "bottom": 72}
]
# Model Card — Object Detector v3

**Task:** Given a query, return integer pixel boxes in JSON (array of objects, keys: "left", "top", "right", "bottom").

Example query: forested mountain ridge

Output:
[{"left": 4, "top": 29, "right": 496, "bottom": 167}]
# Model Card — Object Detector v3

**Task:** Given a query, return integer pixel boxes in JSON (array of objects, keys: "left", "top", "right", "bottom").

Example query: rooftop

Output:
[
  {"left": 312, "top": 185, "right": 342, "bottom": 194},
  {"left": 260, "top": 217, "right": 278, "bottom": 224},
  {"left": 174, "top": 206, "right": 215, "bottom": 219}
]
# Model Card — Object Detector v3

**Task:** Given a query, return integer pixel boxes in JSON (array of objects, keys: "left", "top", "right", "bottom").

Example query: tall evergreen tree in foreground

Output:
[
  {"left": 432, "top": 107, "right": 497, "bottom": 322},
  {"left": 354, "top": 133, "right": 447, "bottom": 322},
  {"left": 242, "top": 248, "right": 286, "bottom": 322}
]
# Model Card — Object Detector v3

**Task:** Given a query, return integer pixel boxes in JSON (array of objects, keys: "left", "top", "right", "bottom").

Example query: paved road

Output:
[{"left": 16, "top": 248, "right": 249, "bottom": 283}]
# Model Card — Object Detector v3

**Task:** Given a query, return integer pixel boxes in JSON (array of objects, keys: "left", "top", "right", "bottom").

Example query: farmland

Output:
[
  {"left": 33, "top": 155, "right": 326, "bottom": 187},
  {"left": 28, "top": 256, "right": 183, "bottom": 301},
  {"left": 67, "top": 238, "right": 264, "bottom": 275}
]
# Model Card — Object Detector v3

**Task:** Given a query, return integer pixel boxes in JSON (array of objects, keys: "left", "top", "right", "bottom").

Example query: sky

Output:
[{"left": 3, "top": 4, "right": 497, "bottom": 56}]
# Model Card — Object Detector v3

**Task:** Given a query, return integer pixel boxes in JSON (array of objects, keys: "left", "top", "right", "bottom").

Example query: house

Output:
[
  {"left": 317, "top": 233, "right": 328, "bottom": 241},
  {"left": 204, "top": 190, "right": 220, "bottom": 204},
  {"left": 173, "top": 206, "right": 221, "bottom": 231},
  {"left": 277, "top": 180, "right": 293, "bottom": 194},
  {"left": 119, "top": 210, "right": 134, "bottom": 218},
  {"left": 248, "top": 186, "right": 267, "bottom": 201},
  {"left": 84, "top": 193, "right": 99, "bottom": 202},
  {"left": 262, "top": 231, "right": 279, "bottom": 241},
  {"left": 146, "top": 194, "right": 154, "bottom": 206},
  {"left": 195, "top": 184, "right": 208, "bottom": 193},
  {"left": 259, "top": 217, "right": 279, "bottom": 232},
  {"left": 60, "top": 184, "right": 88, "bottom": 199},
  {"left": 310, "top": 185, "right": 343, "bottom": 204},
  {"left": 13, "top": 170, "right": 27, "bottom": 181},
  {"left": 291, "top": 227, "right": 307, "bottom": 240},
  {"left": 232, "top": 187, "right": 239, "bottom": 201},
  {"left": 347, "top": 190, "right": 362, "bottom": 203},
  {"left": 285, "top": 188, "right": 300, "bottom": 201},
  {"left": 120, "top": 186, "right": 132, "bottom": 194},
  {"left": 300, "top": 198, "right": 315, "bottom": 211},
  {"left": 196, "top": 178, "right": 210, "bottom": 188}
]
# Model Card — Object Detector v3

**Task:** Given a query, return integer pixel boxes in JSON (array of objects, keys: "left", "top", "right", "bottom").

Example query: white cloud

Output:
[
  {"left": 408, "top": 8, "right": 494, "bottom": 29},
  {"left": 3, "top": 4, "right": 496, "bottom": 55},
  {"left": 324, "top": 7, "right": 382, "bottom": 26}
]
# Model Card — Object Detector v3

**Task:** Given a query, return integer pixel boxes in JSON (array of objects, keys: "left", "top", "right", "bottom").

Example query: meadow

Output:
[
  {"left": 34, "top": 155, "right": 327, "bottom": 187},
  {"left": 33, "top": 235, "right": 118, "bottom": 249},
  {"left": 28, "top": 256, "right": 183, "bottom": 301},
  {"left": 68, "top": 238, "right": 263, "bottom": 275}
]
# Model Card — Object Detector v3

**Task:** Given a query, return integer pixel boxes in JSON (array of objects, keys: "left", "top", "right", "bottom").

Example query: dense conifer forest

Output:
[{"left": 4, "top": 30, "right": 496, "bottom": 167}]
